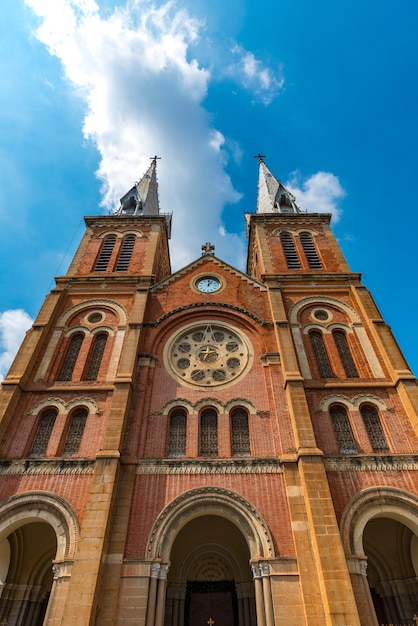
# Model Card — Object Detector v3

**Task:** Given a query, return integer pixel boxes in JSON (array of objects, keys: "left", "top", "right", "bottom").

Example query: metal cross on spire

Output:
[
  {"left": 254, "top": 153, "right": 266, "bottom": 163},
  {"left": 150, "top": 155, "right": 161, "bottom": 164},
  {"left": 201, "top": 242, "right": 215, "bottom": 256}
]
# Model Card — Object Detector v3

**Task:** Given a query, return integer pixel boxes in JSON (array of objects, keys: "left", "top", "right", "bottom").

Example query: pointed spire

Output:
[
  {"left": 256, "top": 156, "right": 300, "bottom": 214},
  {"left": 116, "top": 157, "right": 161, "bottom": 216}
]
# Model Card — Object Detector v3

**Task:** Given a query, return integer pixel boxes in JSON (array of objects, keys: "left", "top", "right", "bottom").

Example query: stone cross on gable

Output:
[
  {"left": 201, "top": 242, "right": 215, "bottom": 256},
  {"left": 207, "top": 618, "right": 215, "bottom": 626},
  {"left": 413, "top": 614, "right": 418, "bottom": 625}
]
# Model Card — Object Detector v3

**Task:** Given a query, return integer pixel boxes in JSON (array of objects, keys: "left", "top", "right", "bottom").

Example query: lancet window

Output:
[
  {"left": 115, "top": 234, "right": 136, "bottom": 271},
  {"left": 199, "top": 409, "right": 218, "bottom": 456},
  {"left": 30, "top": 409, "right": 57, "bottom": 457},
  {"left": 168, "top": 409, "right": 187, "bottom": 457},
  {"left": 58, "top": 333, "right": 84, "bottom": 381},
  {"left": 300, "top": 233, "right": 322, "bottom": 269},
  {"left": 84, "top": 332, "right": 108, "bottom": 381},
  {"left": 360, "top": 405, "right": 390, "bottom": 453},
  {"left": 280, "top": 232, "right": 301, "bottom": 269},
  {"left": 330, "top": 405, "right": 357, "bottom": 454},
  {"left": 62, "top": 408, "right": 88, "bottom": 456},
  {"left": 94, "top": 235, "right": 116, "bottom": 272},
  {"left": 333, "top": 330, "right": 359, "bottom": 378},
  {"left": 310, "top": 331, "right": 334, "bottom": 378},
  {"left": 231, "top": 409, "right": 251, "bottom": 456}
]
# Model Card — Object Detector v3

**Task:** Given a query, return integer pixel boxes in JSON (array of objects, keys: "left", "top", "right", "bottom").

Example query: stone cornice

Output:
[
  {"left": 0, "top": 459, "right": 95, "bottom": 475},
  {"left": 143, "top": 301, "right": 273, "bottom": 327},
  {"left": 324, "top": 454, "right": 418, "bottom": 472},
  {"left": 136, "top": 458, "right": 282, "bottom": 475}
]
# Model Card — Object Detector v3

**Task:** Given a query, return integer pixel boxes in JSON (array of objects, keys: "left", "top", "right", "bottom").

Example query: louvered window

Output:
[
  {"left": 310, "top": 331, "right": 334, "bottom": 378},
  {"left": 58, "top": 333, "right": 84, "bottom": 381},
  {"left": 300, "top": 233, "right": 322, "bottom": 269},
  {"left": 30, "top": 409, "right": 57, "bottom": 457},
  {"left": 280, "top": 233, "right": 301, "bottom": 269},
  {"left": 84, "top": 333, "right": 108, "bottom": 381},
  {"left": 231, "top": 409, "right": 251, "bottom": 456},
  {"left": 200, "top": 409, "right": 218, "bottom": 456},
  {"left": 94, "top": 236, "right": 116, "bottom": 272},
  {"left": 168, "top": 410, "right": 187, "bottom": 457},
  {"left": 115, "top": 235, "right": 135, "bottom": 271},
  {"left": 330, "top": 406, "right": 357, "bottom": 454},
  {"left": 62, "top": 408, "right": 87, "bottom": 456},
  {"left": 333, "top": 330, "right": 359, "bottom": 378},
  {"left": 360, "top": 405, "right": 390, "bottom": 453}
]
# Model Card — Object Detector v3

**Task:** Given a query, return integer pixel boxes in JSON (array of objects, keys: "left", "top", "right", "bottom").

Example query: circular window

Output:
[
  {"left": 164, "top": 322, "right": 253, "bottom": 388},
  {"left": 87, "top": 312, "right": 104, "bottom": 324},
  {"left": 313, "top": 309, "right": 330, "bottom": 321}
]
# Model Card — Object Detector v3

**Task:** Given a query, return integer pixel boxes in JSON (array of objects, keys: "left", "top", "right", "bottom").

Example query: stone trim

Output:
[
  {"left": 144, "top": 302, "right": 272, "bottom": 327},
  {"left": 0, "top": 459, "right": 95, "bottom": 475},
  {"left": 136, "top": 459, "right": 282, "bottom": 475},
  {"left": 324, "top": 454, "right": 418, "bottom": 471}
]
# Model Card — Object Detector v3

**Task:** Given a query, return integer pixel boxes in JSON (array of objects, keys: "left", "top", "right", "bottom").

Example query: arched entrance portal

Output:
[
  {"left": 167, "top": 515, "right": 255, "bottom": 626},
  {"left": 146, "top": 487, "right": 275, "bottom": 626}
]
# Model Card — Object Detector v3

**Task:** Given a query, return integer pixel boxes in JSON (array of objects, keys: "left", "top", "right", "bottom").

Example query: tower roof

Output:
[
  {"left": 256, "top": 157, "right": 300, "bottom": 214},
  {"left": 116, "top": 157, "right": 160, "bottom": 217}
]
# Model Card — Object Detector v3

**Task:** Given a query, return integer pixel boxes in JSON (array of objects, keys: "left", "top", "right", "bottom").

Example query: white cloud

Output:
[
  {"left": 285, "top": 171, "right": 346, "bottom": 221},
  {"left": 230, "top": 46, "right": 285, "bottom": 105},
  {"left": 0, "top": 310, "right": 33, "bottom": 381}
]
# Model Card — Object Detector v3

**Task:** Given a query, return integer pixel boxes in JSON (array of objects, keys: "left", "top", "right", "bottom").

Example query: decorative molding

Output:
[
  {"left": 136, "top": 459, "right": 282, "bottom": 475},
  {"left": 57, "top": 299, "right": 128, "bottom": 327},
  {"left": 324, "top": 455, "right": 418, "bottom": 472},
  {"left": 318, "top": 393, "right": 388, "bottom": 412},
  {"left": 0, "top": 459, "right": 95, "bottom": 475},
  {"left": 158, "top": 397, "right": 257, "bottom": 416},
  {"left": 30, "top": 397, "right": 100, "bottom": 416},
  {"left": 288, "top": 296, "right": 361, "bottom": 325},
  {"left": 144, "top": 302, "right": 272, "bottom": 327}
]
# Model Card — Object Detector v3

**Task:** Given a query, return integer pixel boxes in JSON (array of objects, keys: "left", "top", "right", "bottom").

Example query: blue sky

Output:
[{"left": 0, "top": 0, "right": 417, "bottom": 379}]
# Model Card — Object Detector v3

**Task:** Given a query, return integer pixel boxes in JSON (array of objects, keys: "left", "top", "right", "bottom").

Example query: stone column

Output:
[
  {"left": 155, "top": 564, "right": 169, "bottom": 626},
  {"left": 252, "top": 563, "right": 266, "bottom": 626},
  {"left": 260, "top": 562, "right": 274, "bottom": 626},
  {"left": 145, "top": 563, "right": 160, "bottom": 626},
  {"left": 346, "top": 556, "right": 378, "bottom": 626}
]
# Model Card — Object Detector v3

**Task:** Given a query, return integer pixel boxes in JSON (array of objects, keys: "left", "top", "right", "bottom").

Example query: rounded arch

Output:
[
  {"left": 0, "top": 491, "right": 80, "bottom": 560},
  {"left": 319, "top": 393, "right": 388, "bottom": 412},
  {"left": 30, "top": 396, "right": 99, "bottom": 416},
  {"left": 289, "top": 296, "right": 362, "bottom": 326},
  {"left": 340, "top": 487, "right": 418, "bottom": 556},
  {"left": 96, "top": 229, "right": 143, "bottom": 239},
  {"left": 146, "top": 486, "right": 275, "bottom": 561},
  {"left": 57, "top": 299, "right": 127, "bottom": 328}
]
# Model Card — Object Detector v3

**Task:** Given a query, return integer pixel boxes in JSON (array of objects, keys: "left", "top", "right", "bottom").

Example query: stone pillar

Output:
[
  {"left": 260, "top": 562, "right": 274, "bottom": 626},
  {"left": 145, "top": 563, "right": 160, "bottom": 626},
  {"left": 252, "top": 563, "right": 266, "bottom": 626},
  {"left": 155, "top": 564, "right": 169, "bottom": 626},
  {"left": 346, "top": 556, "right": 378, "bottom": 626}
]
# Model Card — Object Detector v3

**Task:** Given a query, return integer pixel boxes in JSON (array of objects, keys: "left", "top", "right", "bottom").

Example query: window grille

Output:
[
  {"left": 200, "top": 409, "right": 218, "bottom": 456},
  {"left": 300, "top": 233, "right": 323, "bottom": 269},
  {"left": 30, "top": 409, "right": 57, "bottom": 457},
  {"left": 280, "top": 233, "right": 301, "bottom": 269},
  {"left": 309, "top": 331, "right": 334, "bottom": 378},
  {"left": 94, "top": 236, "right": 116, "bottom": 272},
  {"left": 84, "top": 333, "right": 108, "bottom": 381},
  {"left": 330, "top": 406, "right": 357, "bottom": 454},
  {"left": 333, "top": 330, "right": 359, "bottom": 378},
  {"left": 231, "top": 409, "right": 251, "bottom": 456},
  {"left": 58, "top": 333, "right": 84, "bottom": 381},
  {"left": 115, "top": 234, "right": 136, "bottom": 271},
  {"left": 168, "top": 410, "right": 187, "bottom": 457},
  {"left": 62, "top": 408, "right": 88, "bottom": 456},
  {"left": 360, "top": 405, "right": 390, "bottom": 453}
]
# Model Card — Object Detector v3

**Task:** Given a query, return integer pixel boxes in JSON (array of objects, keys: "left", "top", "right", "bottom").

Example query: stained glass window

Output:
[
  {"left": 200, "top": 409, "right": 218, "bottom": 456},
  {"left": 231, "top": 409, "right": 251, "bottom": 456},
  {"left": 360, "top": 405, "right": 390, "bottom": 453},
  {"left": 330, "top": 405, "right": 357, "bottom": 454},
  {"left": 115, "top": 235, "right": 135, "bottom": 271},
  {"left": 300, "top": 233, "right": 322, "bottom": 269},
  {"left": 333, "top": 330, "right": 359, "bottom": 378},
  {"left": 310, "top": 331, "right": 334, "bottom": 378},
  {"left": 168, "top": 410, "right": 187, "bottom": 457},
  {"left": 62, "top": 408, "right": 88, "bottom": 456},
  {"left": 58, "top": 333, "right": 84, "bottom": 381},
  {"left": 30, "top": 409, "right": 57, "bottom": 457},
  {"left": 280, "top": 232, "right": 301, "bottom": 269},
  {"left": 84, "top": 333, "right": 108, "bottom": 381},
  {"left": 94, "top": 236, "right": 116, "bottom": 272}
]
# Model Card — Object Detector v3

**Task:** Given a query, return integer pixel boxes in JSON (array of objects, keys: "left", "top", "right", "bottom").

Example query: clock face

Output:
[
  {"left": 195, "top": 276, "right": 221, "bottom": 293},
  {"left": 164, "top": 322, "right": 253, "bottom": 388}
]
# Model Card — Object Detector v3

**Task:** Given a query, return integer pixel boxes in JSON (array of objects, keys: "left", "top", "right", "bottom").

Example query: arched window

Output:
[
  {"left": 199, "top": 409, "right": 218, "bottom": 456},
  {"left": 94, "top": 235, "right": 116, "bottom": 272},
  {"left": 231, "top": 409, "right": 251, "bottom": 456},
  {"left": 300, "top": 233, "right": 322, "bottom": 269},
  {"left": 58, "top": 333, "right": 84, "bottom": 381},
  {"left": 330, "top": 405, "right": 357, "bottom": 454},
  {"left": 30, "top": 409, "right": 57, "bottom": 457},
  {"left": 280, "top": 232, "right": 301, "bottom": 269},
  {"left": 115, "top": 234, "right": 135, "bottom": 271},
  {"left": 360, "top": 405, "right": 390, "bottom": 453},
  {"left": 83, "top": 333, "right": 108, "bottom": 381},
  {"left": 62, "top": 408, "right": 88, "bottom": 456},
  {"left": 309, "top": 331, "right": 334, "bottom": 378},
  {"left": 168, "top": 409, "right": 187, "bottom": 457},
  {"left": 333, "top": 330, "right": 359, "bottom": 378}
]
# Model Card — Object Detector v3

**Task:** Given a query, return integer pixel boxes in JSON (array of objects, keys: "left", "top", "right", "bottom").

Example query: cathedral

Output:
[{"left": 0, "top": 157, "right": 417, "bottom": 626}]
